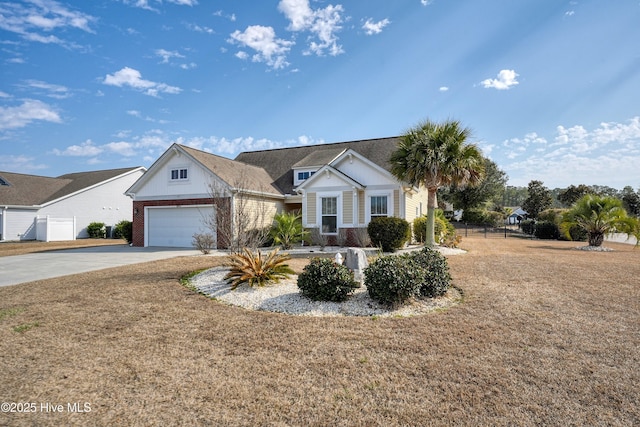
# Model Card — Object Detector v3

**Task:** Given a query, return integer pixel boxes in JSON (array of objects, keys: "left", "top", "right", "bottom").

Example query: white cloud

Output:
[
  {"left": 166, "top": 0, "right": 198, "bottom": 5},
  {"left": 0, "top": 91, "right": 10, "bottom": 98},
  {"left": 22, "top": 79, "right": 71, "bottom": 99},
  {"left": 155, "top": 48, "right": 185, "bottom": 64},
  {"left": 278, "top": 0, "right": 345, "bottom": 56},
  {"left": 0, "top": 99, "right": 62, "bottom": 130},
  {"left": 439, "top": 86, "right": 449, "bottom": 92},
  {"left": 52, "top": 140, "right": 103, "bottom": 157},
  {"left": 362, "top": 18, "right": 390, "bottom": 35},
  {"left": 186, "top": 23, "right": 214, "bottom": 34},
  {"left": 229, "top": 25, "right": 294, "bottom": 70},
  {"left": 104, "top": 141, "right": 137, "bottom": 157},
  {"left": 502, "top": 117, "right": 640, "bottom": 187},
  {"left": 180, "top": 62, "right": 197, "bottom": 70},
  {"left": 123, "top": 0, "right": 199, "bottom": 11},
  {"left": 0, "top": 0, "right": 96, "bottom": 47},
  {"left": 103, "top": 67, "right": 182, "bottom": 97},
  {"left": 481, "top": 69, "right": 519, "bottom": 90},
  {"left": 0, "top": 155, "right": 47, "bottom": 171},
  {"left": 121, "top": 0, "right": 156, "bottom": 11},
  {"left": 421, "top": 0, "right": 433, "bottom": 5}
]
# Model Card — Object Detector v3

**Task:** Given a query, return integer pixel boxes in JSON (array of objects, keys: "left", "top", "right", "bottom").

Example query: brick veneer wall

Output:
[{"left": 132, "top": 198, "right": 230, "bottom": 247}]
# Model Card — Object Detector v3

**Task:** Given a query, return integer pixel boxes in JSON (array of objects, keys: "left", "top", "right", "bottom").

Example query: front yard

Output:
[{"left": 0, "top": 237, "right": 638, "bottom": 426}]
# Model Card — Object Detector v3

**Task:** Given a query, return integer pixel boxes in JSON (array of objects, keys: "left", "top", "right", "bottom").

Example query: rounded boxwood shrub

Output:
[
  {"left": 87, "top": 221, "right": 106, "bottom": 238},
  {"left": 410, "top": 247, "right": 451, "bottom": 298},
  {"left": 520, "top": 219, "right": 535, "bottom": 235},
  {"left": 297, "top": 258, "right": 358, "bottom": 302},
  {"left": 367, "top": 217, "right": 411, "bottom": 252},
  {"left": 534, "top": 221, "right": 560, "bottom": 240},
  {"left": 364, "top": 255, "right": 421, "bottom": 306},
  {"left": 365, "top": 247, "right": 452, "bottom": 306},
  {"left": 113, "top": 220, "right": 133, "bottom": 243}
]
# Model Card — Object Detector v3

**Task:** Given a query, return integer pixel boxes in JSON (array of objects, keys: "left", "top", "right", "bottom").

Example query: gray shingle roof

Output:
[
  {"left": 234, "top": 136, "right": 400, "bottom": 194},
  {"left": 0, "top": 167, "right": 142, "bottom": 206},
  {"left": 178, "top": 145, "right": 282, "bottom": 196}
]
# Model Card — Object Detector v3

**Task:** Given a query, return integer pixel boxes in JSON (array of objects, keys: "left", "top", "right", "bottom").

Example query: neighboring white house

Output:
[
  {"left": 127, "top": 137, "right": 429, "bottom": 248},
  {"left": 507, "top": 207, "right": 527, "bottom": 225},
  {"left": 0, "top": 167, "right": 145, "bottom": 242}
]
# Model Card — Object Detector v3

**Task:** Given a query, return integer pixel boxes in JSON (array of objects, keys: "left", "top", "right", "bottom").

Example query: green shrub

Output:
[
  {"left": 364, "top": 255, "right": 421, "bottom": 306},
  {"left": 367, "top": 217, "right": 411, "bottom": 252},
  {"left": 365, "top": 247, "right": 451, "bottom": 306},
  {"left": 538, "top": 208, "right": 565, "bottom": 224},
  {"left": 297, "top": 258, "right": 358, "bottom": 302},
  {"left": 484, "top": 211, "right": 504, "bottom": 228},
  {"left": 87, "top": 222, "right": 106, "bottom": 238},
  {"left": 410, "top": 247, "right": 451, "bottom": 298},
  {"left": 567, "top": 224, "right": 588, "bottom": 242},
  {"left": 113, "top": 220, "right": 133, "bottom": 243},
  {"left": 534, "top": 221, "right": 560, "bottom": 240},
  {"left": 224, "top": 248, "right": 294, "bottom": 290},
  {"left": 461, "top": 209, "right": 503, "bottom": 227},
  {"left": 461, "top": 209, "right": 488, "bottom": 225},
  {"left": 413, "top": 216, "right": 428, "bottom": 243},
  {"left": 270, "top": 212, "right": 307, "bottom": 249},
  {"left": 521, "top": 219, "right": 535, "bottom": 235}
]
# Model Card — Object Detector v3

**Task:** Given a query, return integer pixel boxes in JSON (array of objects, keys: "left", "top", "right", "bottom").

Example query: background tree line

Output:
[{"left": 439, "top": 160, "right": 640, "bottom": 222}]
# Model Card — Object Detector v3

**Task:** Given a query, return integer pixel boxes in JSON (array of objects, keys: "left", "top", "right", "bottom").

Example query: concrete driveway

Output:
[{"left": 0, "top": 245, "right": 212, "bottom": 287}]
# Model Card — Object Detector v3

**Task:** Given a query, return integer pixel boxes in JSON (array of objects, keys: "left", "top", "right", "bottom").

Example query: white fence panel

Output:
[{"left": 36, "top": 216, "right": 76, "bottom": 242}]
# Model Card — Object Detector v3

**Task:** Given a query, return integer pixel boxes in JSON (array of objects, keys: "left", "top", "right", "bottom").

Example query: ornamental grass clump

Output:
[
  {"left": 297, "top": 258, "right": 358, "bottom": 302},
  {"left": 224, "top": 248, "right": 294, "bottom": 290}
]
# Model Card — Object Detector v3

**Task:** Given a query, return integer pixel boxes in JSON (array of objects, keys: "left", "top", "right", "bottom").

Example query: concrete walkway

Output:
[{"left": 0, "top": 245, "right": 209, "bottom": 287}]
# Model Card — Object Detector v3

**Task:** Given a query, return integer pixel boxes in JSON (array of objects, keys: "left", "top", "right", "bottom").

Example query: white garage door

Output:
[{"left": 147, "top": 206, "right": 214, "bottom": 248}]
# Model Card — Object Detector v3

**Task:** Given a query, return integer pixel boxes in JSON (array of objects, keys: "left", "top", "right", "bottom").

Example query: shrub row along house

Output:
[
  {"left": 0, "top": 167, "right": 145, "bottom": 241},
  {"left": 126, "top": 137, "right": 429, "bottom": 248}
]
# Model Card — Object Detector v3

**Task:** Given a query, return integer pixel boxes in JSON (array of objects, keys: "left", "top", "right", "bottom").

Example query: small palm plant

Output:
[
  {"left": 224, "top": 248, "right": 295, "bottom": 290},
  {"left": 270, "top": 212, "right": 307, "bottom": 249},
  {"left": 560, "top": 195, "right": 639, "bottom": 247}
]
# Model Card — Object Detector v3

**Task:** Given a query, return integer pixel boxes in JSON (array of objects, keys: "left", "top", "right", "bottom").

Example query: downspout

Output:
[
  {"left": 230, "top": 188, "right": 237, "bottom": 251},
  {"left": 1, "top": 206, "right": 6, "bottom": 241}
]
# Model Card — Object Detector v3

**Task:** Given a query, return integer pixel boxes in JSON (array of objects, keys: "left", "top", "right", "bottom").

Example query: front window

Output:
[
  {"left": 170, "top": 168, "right": 188, "bottom": 181},
  {"left": 321, "top": 197, "right": 337, "bottom": 234},
  {"left": 370, "top": 195, "right": 388, "bottom": 219},
  {"left": 297, "top": 171, "right": 315, "bottom": 180}
]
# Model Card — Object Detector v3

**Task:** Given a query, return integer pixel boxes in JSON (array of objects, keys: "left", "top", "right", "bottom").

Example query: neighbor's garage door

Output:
[{"left": 147, "top": 206, "right": 213, "bottom": 248}]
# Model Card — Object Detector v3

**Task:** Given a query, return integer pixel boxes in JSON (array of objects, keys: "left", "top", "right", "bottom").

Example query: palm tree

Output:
[
  {"left": 390, "top": 119, "right": 485, "bottom": 246},
  {"left": 560, "top": 195, "right": 639, "bottom": 247},
  {"left": 270, "top": 212, "right": 307, "bottom": 249}
]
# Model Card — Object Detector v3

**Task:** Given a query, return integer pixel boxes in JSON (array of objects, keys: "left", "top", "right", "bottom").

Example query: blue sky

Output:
[{"left": 1, "top": 0, "right": 639, "bottom": 189}]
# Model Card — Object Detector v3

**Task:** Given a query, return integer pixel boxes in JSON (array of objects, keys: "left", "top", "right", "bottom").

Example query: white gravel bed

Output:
[
  {"left": 574, "top": 245, "right": 614, "bottom": 252},
  {"left": 191, "top": 267, "right": 462, "bottom": 317}
]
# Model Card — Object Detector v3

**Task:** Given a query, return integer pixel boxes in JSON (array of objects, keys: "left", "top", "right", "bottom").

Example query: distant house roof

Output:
[
  {"left": 234, "top": 136, "right": 401, "bottom": 195},
  {"left": 0, "top": 167, "right": 144, "bottom": 207}
]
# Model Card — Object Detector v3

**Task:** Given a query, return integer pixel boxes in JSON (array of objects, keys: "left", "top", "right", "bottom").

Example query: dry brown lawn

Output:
[
  {"left": 0, "top": 239, "right": 125, "bottom": 257},
  {"left": 0, "top": 237, "right": 638, "bottom": 426}
]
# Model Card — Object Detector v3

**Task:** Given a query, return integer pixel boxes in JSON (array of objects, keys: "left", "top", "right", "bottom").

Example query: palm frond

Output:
[{"left": 224, "top": 248, "right": 294, "bottom": 290}]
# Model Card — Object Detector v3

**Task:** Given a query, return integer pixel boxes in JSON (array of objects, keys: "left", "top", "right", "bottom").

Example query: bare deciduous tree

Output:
[{"left": 203, "top": 174, "right": 274, "bottom": 253}]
